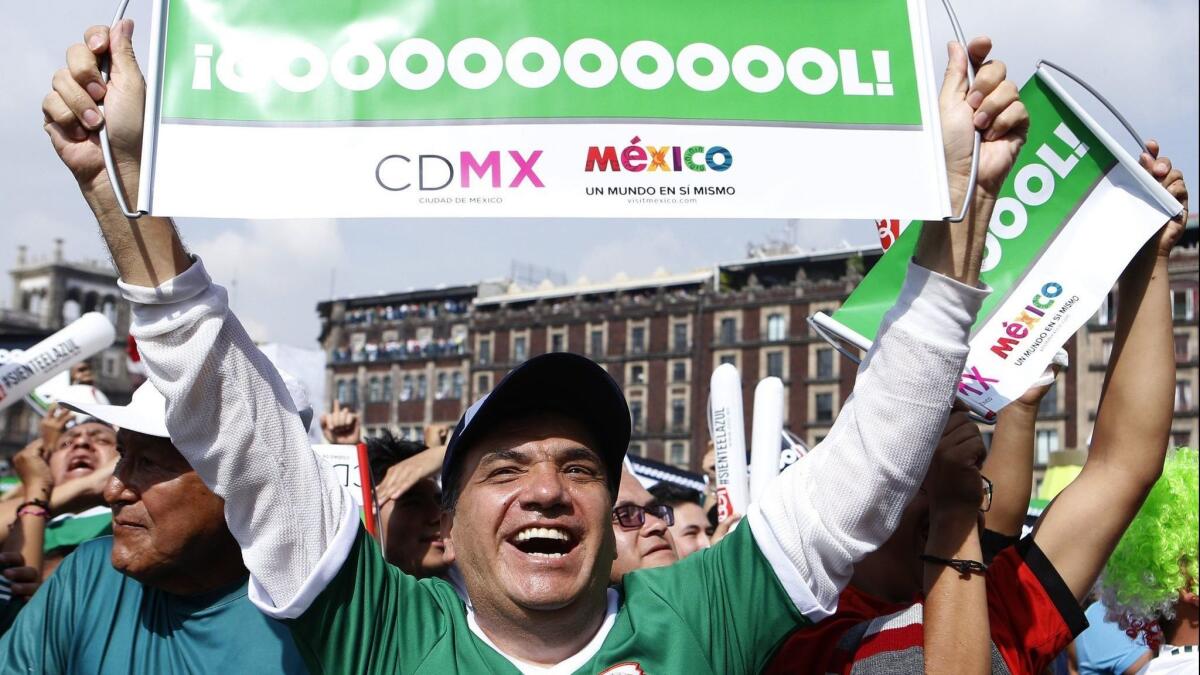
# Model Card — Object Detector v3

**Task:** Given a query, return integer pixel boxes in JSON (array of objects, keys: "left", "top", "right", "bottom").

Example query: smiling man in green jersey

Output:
[{"left": 44, "top": 20, "right": 1027, "bottom": 673}]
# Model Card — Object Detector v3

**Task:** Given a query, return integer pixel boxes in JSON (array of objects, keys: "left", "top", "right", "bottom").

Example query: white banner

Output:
[{"left": 138, "top": 0, "right": 950, "bottom": 220}]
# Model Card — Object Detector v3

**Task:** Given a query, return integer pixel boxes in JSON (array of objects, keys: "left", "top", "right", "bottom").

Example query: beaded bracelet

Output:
[{"left": 920, "top": 554, "right": 988, "bottom": 576}]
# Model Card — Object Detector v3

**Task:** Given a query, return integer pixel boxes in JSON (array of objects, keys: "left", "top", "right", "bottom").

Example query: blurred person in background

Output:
[
  {"left": 0, "top": 405, "right": 118, "bottom": 576},
  {"left": 68, "top": 361, "right": 95, "bottom": 386},
  {"left": 610, "top": 468, "right": 677, "bottom": 585},
  {"left": 648, "top": 482, "right": 710, "bottom": 558},
  {"left": 365, "top": 428, "right": 451, "bottom": 578},
  {"left": 1097, "top": 447, "right": 1198, "bottom": 675},
  {"left": 1074, "top": 599, "right": 1152, "bottom": 675}
]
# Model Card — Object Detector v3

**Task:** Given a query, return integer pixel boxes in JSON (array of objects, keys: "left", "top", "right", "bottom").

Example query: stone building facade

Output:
[{"left": 318, "top": 219, "right": 1199, "bottom": 482}]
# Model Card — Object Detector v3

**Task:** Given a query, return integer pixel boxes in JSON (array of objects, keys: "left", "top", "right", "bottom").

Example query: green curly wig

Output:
[{"left": 1099, "top": 447, "right": 1199, "bottom": 640}]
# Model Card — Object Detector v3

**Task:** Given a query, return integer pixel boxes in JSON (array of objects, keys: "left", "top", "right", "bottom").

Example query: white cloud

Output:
[
  {"left": 577, "top": 226, "right": 707, "bottom": 281},
  {"left": 189, "top": 219, "right": 346, "bottom": 344}
]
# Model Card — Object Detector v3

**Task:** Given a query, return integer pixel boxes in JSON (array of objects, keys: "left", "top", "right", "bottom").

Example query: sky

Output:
[{"left": 1, "top": 1, "right": 1196, "bottom": 348}]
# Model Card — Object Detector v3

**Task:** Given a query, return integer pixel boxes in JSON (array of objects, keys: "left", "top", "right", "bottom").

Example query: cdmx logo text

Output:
[{"left": 375, "top": 150, "right": 544, "bottom": 191}]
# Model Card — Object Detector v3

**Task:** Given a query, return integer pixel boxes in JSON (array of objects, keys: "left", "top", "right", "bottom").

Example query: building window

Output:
[
  {"left": 669, "top": 442, "right": 687, "bottom": 467},
  {"left": 1176, "top": 380, "right": 1193, "bottom": 413},
  {"left": 630, "top": 364, "right": 646, "bottom": 385},
  {"left": 1176, "top": 334, "right": 1191, "bottom": 362},
  {"left": 1035, "top": 429, "right": 1059, "bottom": 465},
  {"left": 1172, "top": 430, "right": 1193, "bottom": 449},
  {"left": 476, "top": 373, "right": 491, "bottom": 395},
  {"left": 451, "top": 372, "right": 464, "bottom": 399},
  {"left": 436, "top": 372, "right": 448, "bottom": 399},
  {"left": 551, "top": 332, "right": 565, "bottom": 353},
  {"left": 590, "top": 329, "right": 604, "bottom": 357},
  {"left": 1097, "top": 291, "right": 1117, "bottom": 326},
  {"left": 673, "top": 323, "right": 688, "bottom": 352},
  {"left": 1171, "top": 288, "right": 1194, "bottom": 321},
  {"left": 337, "top": 379, "right": 358, "bottom": 406},
  {"left": 719, "top": 317, "right": 737, "bottom": 345},
  {"left": 630, "top": 400, "right": 644, "bottom": 432},
  {"left": 630, "top": 325, "right": 646, "bottom": 354},
  {"left": 628, "top": 443, "right": 643, "bottom": 457},
  {"left": 400, "top": 374, "right": 414, "bottom": 401},
  {"left": 671, "top": 398, "right": 686, "bottom": 429},
  {"left": 719, "top": 353, "right": 737, "bottom": 367},
  {"left": 672, "top": 361, "right": 687, "bottom": 382},
  {"left": 1038, "top": 382, "right": 1057, "bottom": 416},
  {"left": 101, "top": 354, "right": 118, "bottom": 378},
  {"left": 417, "top": 374, "right": 427, "bottom": 400},
  {"left": 478, "top": 338, "right": 491, "bottom": 365},
  {"left": 513, "top": 336, "right": 528, "bottom": 363},
  {"left": 382, "top": 375, "right": 393, "bottom": 401},
  {"left": 816, "top": 348, "right": 834, "bottom": 379},
  {"left": 1102, "top": 338, "right": 1115, "bottom": 363},
  {"left": 815, "top": 393, "right": 833, "bottom": 422},
  {"left": 766, "top": 351, "right": 784, "bottom": 379},
  {"left": 766, "top": 313, "right": 786, "bottom": 342}
]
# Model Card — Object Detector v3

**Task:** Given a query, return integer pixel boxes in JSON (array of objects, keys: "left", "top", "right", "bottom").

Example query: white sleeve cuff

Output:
[
  {"left": 248, "top": 487, "right": 361, "bottom": 620},
  {"left": 117, "top": 255, "right": 212, "bottom": 305},
  {"left": 747, "top": 505, "right": 835, "bottom": 622},
  {"left": 887, "top": 261, "right": 990, "bottom": 349}
]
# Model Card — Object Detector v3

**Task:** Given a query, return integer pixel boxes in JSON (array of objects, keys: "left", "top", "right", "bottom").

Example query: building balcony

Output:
[
  {"left": 330, "top": 343, "right": 468, "bottom": 364},
  {"left": 337, "top": 302, "right": 471, "bottom": 328}
]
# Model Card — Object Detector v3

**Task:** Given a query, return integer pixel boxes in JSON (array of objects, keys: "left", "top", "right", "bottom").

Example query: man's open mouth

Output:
[
  {"left": 66, "top": 453, "right": 96, "bottom": 475},
  {"left": 508, "top": 526, "right": 579, "bottom": 559}
]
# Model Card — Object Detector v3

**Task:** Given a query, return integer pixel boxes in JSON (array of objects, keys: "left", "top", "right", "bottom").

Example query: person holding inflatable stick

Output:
[
  {"left": 749, "top": 377, "right": 785, "bottom": 505},
  {"left": 0, "top": 312, "right": 114, "bottom": 412},
  {"left": 709, "top": 364, "right": 750, "bottom": 523}
]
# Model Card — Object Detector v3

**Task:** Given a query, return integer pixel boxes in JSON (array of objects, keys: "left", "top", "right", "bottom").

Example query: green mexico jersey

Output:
[{"left": 287, "top": 521, "right": 809, "bottom": 673}]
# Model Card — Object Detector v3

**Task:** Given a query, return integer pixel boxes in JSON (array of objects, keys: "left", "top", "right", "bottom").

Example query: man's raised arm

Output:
[
  {"left": 44, "top": 22, "right": 353, "bottom": 616},
  {"left": 748, "top": 37, "right": 1028, "bottom": 620},
  {"left": 1031, "top": 143, "right": 1188, "bottom": 601}
]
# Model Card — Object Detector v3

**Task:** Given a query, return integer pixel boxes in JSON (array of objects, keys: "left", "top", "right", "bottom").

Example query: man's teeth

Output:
[
  {"left": 527, "top": 551, "right": 565, "bottom": 558},
  {"left": 514, "top": 527, "right": 569, "bottom": 542}
]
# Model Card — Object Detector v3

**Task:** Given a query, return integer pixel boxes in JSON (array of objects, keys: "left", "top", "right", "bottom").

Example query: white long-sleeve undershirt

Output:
[{"left": 121, "top": 256, "right": 984, "bottom": 621}]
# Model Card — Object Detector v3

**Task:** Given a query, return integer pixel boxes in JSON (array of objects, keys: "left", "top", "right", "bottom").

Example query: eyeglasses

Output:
[
  {"left": 612, "top": 503, "right": 675, "bottom": 529},
  {"left": 979, "top": 475, "right": 993, "bottom": 513}
]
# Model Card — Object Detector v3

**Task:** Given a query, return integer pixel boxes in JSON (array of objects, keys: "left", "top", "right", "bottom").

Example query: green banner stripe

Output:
[
  {"left": 833, "top": 75, "right": 1118, "bottom": 340},
  {"left": 161, "top": 0, "right": 922, "bottom": 125}
]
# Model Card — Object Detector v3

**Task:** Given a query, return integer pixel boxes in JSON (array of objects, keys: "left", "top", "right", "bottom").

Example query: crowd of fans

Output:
[
  {"left": 342, "top": 300, "right": 471, "bottom": 326},
  {"left": 331, "top": 335, "right": 468, "bottom": 364},
  {"left": 0, "top": 20, "right": 1193, "bottom": 675}
]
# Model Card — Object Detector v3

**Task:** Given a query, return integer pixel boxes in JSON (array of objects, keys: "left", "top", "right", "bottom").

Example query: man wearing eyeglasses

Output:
[{"left": 610, "top": 469, "right": 678, "bottom": 584}]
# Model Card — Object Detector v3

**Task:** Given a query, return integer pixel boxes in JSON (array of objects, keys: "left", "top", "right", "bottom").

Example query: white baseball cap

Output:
[
  {"left": 60, "top": 380, "right": 169, "bottom": 438},
  {"left": 61, "top": 376, "right": 313, "bottom": 439}
]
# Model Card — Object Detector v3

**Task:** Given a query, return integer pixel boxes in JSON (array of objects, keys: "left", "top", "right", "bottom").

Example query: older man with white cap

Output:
[{"left": 0, "top": 380, "right": 309, "bottom": 673}]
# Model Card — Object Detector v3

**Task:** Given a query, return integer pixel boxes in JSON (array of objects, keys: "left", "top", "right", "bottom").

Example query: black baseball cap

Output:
[{"left": 441, "top": 352, "right": 631, "bottom": 496}]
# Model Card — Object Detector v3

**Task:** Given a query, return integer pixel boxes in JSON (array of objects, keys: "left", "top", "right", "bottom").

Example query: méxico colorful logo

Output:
[
  {"left": 585, "top": 136, "right": 732, "bottom": 173},
  {"left": 988, "top": 282, "right": 1064, "bottom": 361}
]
